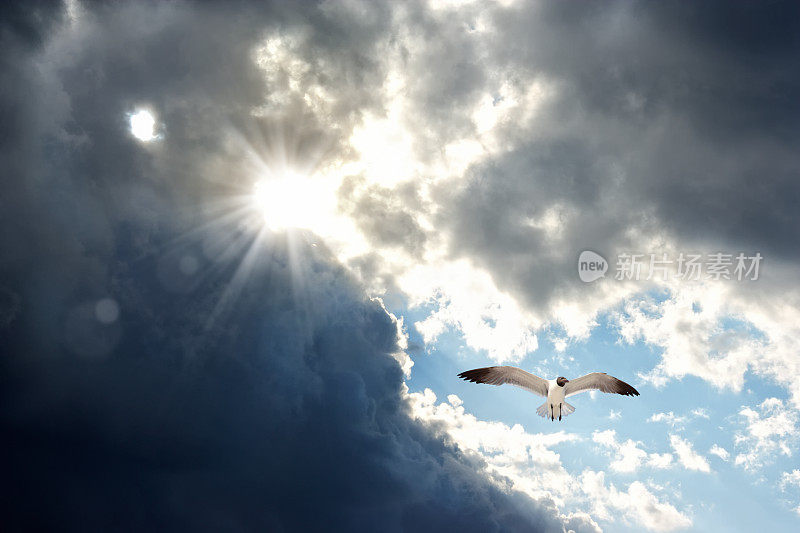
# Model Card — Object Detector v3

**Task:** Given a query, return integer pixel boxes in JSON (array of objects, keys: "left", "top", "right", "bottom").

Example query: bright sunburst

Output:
[{"left": 251, "top": 172, "right": 335, "bottom": 232}]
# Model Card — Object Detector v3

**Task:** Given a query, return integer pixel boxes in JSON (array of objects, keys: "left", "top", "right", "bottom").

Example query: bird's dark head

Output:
[{"left": 556, "top": 377, "right": 569, "bottom": 387}]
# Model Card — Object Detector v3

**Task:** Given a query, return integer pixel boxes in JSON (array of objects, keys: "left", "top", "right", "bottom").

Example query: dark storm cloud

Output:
[
  {"left": 0, "top": 2, "right": 589, "bottom": 532},
  {"left": 4, "top": 231, "right": 578, "bottom": 532}
]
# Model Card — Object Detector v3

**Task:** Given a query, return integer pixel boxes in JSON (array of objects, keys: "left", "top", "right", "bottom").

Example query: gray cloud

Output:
[
  {"left": 339, "top": 176, "right": 428, "bottom": 256},
  {"left": 363, "top": 0, "right": 800, "bottom": 317},
  {"left": 0, "top": 2, "right": 595, "bottom": 531}
]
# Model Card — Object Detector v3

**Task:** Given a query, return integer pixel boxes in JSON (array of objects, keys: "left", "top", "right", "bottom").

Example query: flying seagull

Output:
[{"left": 457, "top": 366, "right": 639, "bottom": 421}]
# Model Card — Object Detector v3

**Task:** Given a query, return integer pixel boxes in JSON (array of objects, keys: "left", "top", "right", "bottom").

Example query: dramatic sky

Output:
[{"left": 3, "top": 1, "right": 800, "bottom": 531}]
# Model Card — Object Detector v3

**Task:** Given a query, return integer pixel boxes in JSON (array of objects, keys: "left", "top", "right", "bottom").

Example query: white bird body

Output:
[
  {"left": 458, "top": 366, "right": 639, "bottom": 421},
  {"left": 544, "top": 379, "right": 567, "bottom": 421}
]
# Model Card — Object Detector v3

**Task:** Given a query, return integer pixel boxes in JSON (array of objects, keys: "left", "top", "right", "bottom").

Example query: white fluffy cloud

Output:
[
  {"left": 649, "top": 412, "right": 688, "bottom": 428},
  {"left": 592, "top": 429, "right": 673, "bottom": 473},
  {"left": 780, "top": 469, "right": 800, "bottom": 490},
  {"left": 579, "top": 471, "right": 691, "bottom": 532},
  {"left": 648, "top": 409, "right": 710, "bottom": 429},
  {"left": 614, "top": 278, "right": 800, "bottom": 413},
  {"left": 708, "top": 444, "right": 730, "bottom": 461},
  {"left": 614, "top": 282, "right": 759, "bottom": 392},
  {"left": 780, "top": 470, "right": 800, "bottom": 516},
  {"left": 669, "top": 435, "right": 711, "bottom": 473},
  {"left": 409, "top": 389, "right": 692, "bottom": 531},
  {"left": 734, "top": 397, "right": 798, "bottom": 470},
  {"left": 402, "top": 260, "right": 540, "bottom": 362}
]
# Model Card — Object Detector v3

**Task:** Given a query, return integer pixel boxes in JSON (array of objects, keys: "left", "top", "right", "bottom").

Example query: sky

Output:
[{"left": 2, "top": 1, "right": 800, "bottom": 531}]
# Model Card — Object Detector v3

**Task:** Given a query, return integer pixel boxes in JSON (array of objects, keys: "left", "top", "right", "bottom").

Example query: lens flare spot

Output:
[
  {"left": 129, "top": 109, "right": 158, "bottom": 142},
  {"left": 95, "top": 298, "right": 120, "bottom": 324}
]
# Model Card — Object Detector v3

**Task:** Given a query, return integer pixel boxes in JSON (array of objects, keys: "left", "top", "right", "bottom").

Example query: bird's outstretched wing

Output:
[
  {"left": 564, "top": 373, "right": 639, "bottom": 397},
  {"left": 458, "top": 366, "right": 549, "bottom": 397}
]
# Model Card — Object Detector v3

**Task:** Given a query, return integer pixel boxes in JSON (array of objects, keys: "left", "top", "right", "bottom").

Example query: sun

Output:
[{"left": 251, "top": 171, "right": 334, "bottom": 232}]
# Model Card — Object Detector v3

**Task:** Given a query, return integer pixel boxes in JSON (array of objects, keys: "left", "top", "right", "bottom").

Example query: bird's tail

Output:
[
  {"left": 536, "top": 402, "right": 549, "bottom": 418},
  {"left": 536, "top": 401, "right": 576, "bottom": 420}
]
